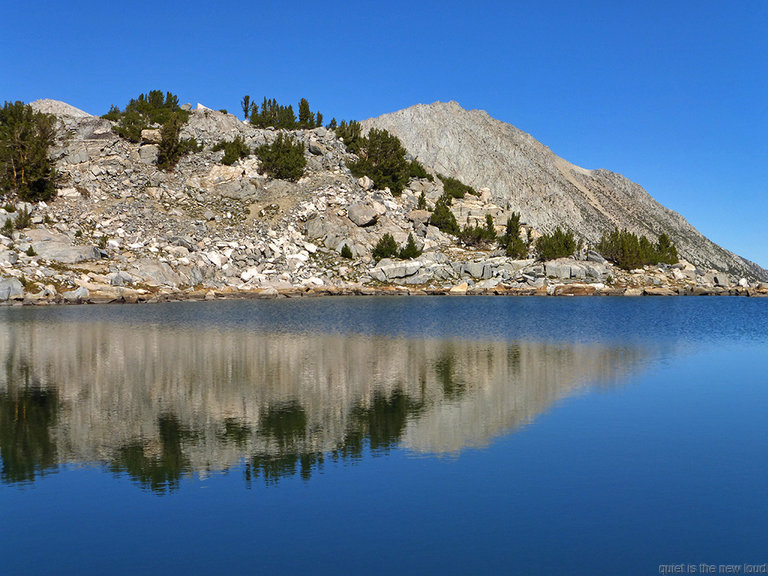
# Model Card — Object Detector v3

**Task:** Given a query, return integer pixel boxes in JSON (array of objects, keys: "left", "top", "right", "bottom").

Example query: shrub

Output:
[
  {"left": 14, "top": 207, "right": 31, "bottom": 229},
  {"left": 212, "top": 136, "right": 251, "bottom": 166},
  {"left": 417, "top": 191, "right": 426, "bottom": 210},
  {"left": 596, "top": 228, "right": 679, "bottom": 270},
  {"left": 398, "top": 233, "right": 422, "bottom": 259},
  {"left": 255, "top": 133, "right": 306, "bottom": 181},
  {"left": 499, "top": 212, "right": 528, "bottom": 259},
  {"left": 457, "top": 214, "right": 497, "bottom": 247},
  {"left": 0, "top": 101, "right": 57, "bottom": 202},
  {"left": 156, "top": 114, "right": 201, "bottom": 171},
  {"left": 25, "top": 245, "right": 36, "bottom": 256},
  {"left": 429, "top": 194, "right": 459, "bottom": 235},
  {"left": 372, "top": 233, "right": 399, "bottom": 261},
  {"left": 438, "top": 174, "right": 477, "bottom": 199},
  {"left": 108, "top": 90, "right": 189, "bottom": 143},
  {"left": 536, "top": 227, "right": 577, "bottom": 261},
  {"left": 250, "top": 97, "right": 298, "bottom": 129},
  {"left": 408, "top": 159, "right": 433, "bottom": 181},
  {"left": 335, "top": 120, "right": 362, "bottom": 154},
  {"left": 1, "top": 218, "right": 13, "bottom": 237},
  {"left": 340, "top": 244, "right": 353, "bottom": 259},
  {"left": 348, "top": 128, "right": 409, "bottom": 195}
]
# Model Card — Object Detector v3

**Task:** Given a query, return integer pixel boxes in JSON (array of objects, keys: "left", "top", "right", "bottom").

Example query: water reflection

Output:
[{"left": 0, "top": 319, "right": 652, "bottom": 492}]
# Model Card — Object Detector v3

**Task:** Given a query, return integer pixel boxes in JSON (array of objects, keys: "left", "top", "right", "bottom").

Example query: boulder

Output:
[
  {"left": 586, "top": 250, "right": 607, "bottom": 264},
  {"left": 0, "top": 250, "right": 18, "bottom": 266},
  {"left": 370, "top": 259, "right": 422, "bottom": 281},
  {"left": 545, "top": 260, "right": 571, "bottom": 279},
  {"left": 449, "top": 282, "right": 468, "bottom": 295},
  {"left": 407, "top": 210, "right": 432, "bottom": 226},
  {"left": 462, "top": 262, "right": 485, "bottom": 279},
  {"left": 554, "top": 284, "right": 597, "bottom": 296},
  {"left": 141, "top": 129, "right": 162, "bottom": 144},
  {"left": 347, "top": 203, "right": 378, "bottom": 227},
  {"left": 0, "top": 277, "right": 24, "bottom": 301},
  {"left": 358, "top": 176, "right": 373, "bottom": 190},
  {"left": 713, "top": 272, "right": 731, "bottom": 287},
  {"left": 62, "top": 286, "right": 89, "bottom": 303},
  {"left": 643, "top": 286, "right": 678, "bottom": 296},
  {"left": 131, "top": 259, "right": 183, "bottom": 287},
  {"left": 32, "top": 242, "right": 101, "bottom": 264},
  {"left": 138, "top": 144, "right": 159, "bottom": 165}
]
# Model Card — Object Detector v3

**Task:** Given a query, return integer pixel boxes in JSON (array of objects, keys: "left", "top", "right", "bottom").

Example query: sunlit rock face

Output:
[
  {"left": 0, "top": 316, "right": 650, "bottom": 490},
  {"left": 364, "top": 101, "right": 766, "bottom": 280}
]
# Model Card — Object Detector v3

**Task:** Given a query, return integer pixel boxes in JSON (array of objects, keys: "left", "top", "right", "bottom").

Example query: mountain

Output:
[
  {"left": 1, "top": 98, "right": 766, "bottom": 306},
  {"left": 363, "top": 101, "right": 767, "bottom": 280}
]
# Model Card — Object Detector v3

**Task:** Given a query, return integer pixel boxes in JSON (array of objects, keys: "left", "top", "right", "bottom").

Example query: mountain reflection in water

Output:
[{"left": 0, "top": 320, "right": 650, "bottom": 492}]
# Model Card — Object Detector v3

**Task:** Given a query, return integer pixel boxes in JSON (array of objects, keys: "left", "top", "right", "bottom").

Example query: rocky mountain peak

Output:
[{"left": 363, "top": 101, "right": 766, "bottom": 280}]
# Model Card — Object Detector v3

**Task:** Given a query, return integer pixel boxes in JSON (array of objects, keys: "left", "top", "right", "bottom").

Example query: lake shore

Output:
[{"left": 2, "top": 279, "right": 767, "bottom": 306}]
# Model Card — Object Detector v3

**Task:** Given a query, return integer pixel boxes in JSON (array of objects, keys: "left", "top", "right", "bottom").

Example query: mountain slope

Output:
[{"left": 363, "top": 101, "right": 766, "bottom": 280}]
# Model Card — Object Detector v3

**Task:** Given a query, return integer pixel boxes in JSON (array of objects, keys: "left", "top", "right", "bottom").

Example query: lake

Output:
[{"left": 1, "top": 297, "right": 767, "bottom": 575}]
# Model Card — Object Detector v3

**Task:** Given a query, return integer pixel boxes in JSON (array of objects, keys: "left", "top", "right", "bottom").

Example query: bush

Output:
[
  {"left": 372, "top": 233, "right": 399, "bottom": 261},
  {"left": 438, "top": 174, "right": 477, "bottom": 199},
  {"left": 0, "top": 101, "right": 57, "bottom": 202},
  {"left": 348, "top": 128, "right": 409, "bottom": 195},
  {"left": 250, "top": 97, "right": 298, "bottom": 129},
  {"left": 107, "top": 90, "right": 189, "bottom": 143},
  {"left": 536, "top": 227, "right": 577, "bottom": 261},
  {"left": 458, "top": 214, "right": 497, "bottom": 247},
  {"left": 212, "top": 136, "right": 251, "bottom": 166},
  {"left": 255, "top": 133, "right": 306, "bottom": 182},
  {"left": 417, "top": 191, "right": 426, "bottom": 210},
  {"left": 398, "top": 233, "right": 422, "bottom": 259},
  {"left": 156, "top": 114, "right": 201, "bottom": 171},
  {"left": 335, "top": 120, "right": 362, "bottom": 153},
  {"left": 596, "top": 229, "right": 679, "bottom": 270},
  {"left": 1, "top": 218, "right": 13, "bottom": 237},
  {"left": 14, "top": 207, "right": 31, "bottom": 229},
  {"left": 340, "top": 244, "right": 353, "bottom": 259},
  {"left": 408, "top": 159, "right": 433, "bottom": 181},
  {"left": 429, "top": 194, "right": 459, "bottom": 235},
  {"left": 499, "top": 212, "right": 528, "bottom": 259}
]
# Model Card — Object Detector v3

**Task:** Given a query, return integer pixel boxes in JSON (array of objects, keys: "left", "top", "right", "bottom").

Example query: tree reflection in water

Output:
[{"left": 0, "top": 319, "right": 650, "bottom": 493}]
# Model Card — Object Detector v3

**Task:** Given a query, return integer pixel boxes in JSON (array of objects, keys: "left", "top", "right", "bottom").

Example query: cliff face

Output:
[{"left": 363, "top": 101, "right": 766, "bottom": 280}]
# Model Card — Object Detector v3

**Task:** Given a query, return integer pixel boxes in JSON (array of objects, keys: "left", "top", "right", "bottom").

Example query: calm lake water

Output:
[{"left": 1, "top": 297, "right": 767, "bottom": 575}]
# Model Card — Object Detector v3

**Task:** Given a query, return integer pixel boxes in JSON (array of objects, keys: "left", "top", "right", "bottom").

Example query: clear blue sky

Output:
[{"left": 3, "top": 0, "right": 766, "bottom": 268}]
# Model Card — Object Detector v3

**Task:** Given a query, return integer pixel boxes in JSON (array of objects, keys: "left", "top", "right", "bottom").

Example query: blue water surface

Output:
[{"left": 0, "top": 297, "right": 766, "bottom": 575}]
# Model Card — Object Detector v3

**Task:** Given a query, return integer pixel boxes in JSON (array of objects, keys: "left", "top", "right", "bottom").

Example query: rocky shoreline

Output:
[{"left": 2, "top": 100, "right": 767, "bottom": 306}]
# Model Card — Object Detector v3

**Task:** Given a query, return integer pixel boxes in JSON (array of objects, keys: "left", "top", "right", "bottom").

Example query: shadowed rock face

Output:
[
  {"left": 363, "top": 101, "right": 767, "bottom": 281},
  {"left": 0, "top": 316, "right": 652, "bottom": 489}
]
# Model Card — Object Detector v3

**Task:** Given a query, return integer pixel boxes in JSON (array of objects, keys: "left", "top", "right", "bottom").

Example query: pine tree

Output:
[
  {"left": 298, "top": 98, "right": 312, "bottom": 129},
  {"left": 0, "top": 101, "right": 57, "bottom": 202},
  {"left": 347, "top": 128, "right": 409, "bottom": 195},
  {"left": 241, "top": 95, "right": 251, "bottom": 120},
  {"left": 255, "top": 133, "right": 306, "bottom": 181}
]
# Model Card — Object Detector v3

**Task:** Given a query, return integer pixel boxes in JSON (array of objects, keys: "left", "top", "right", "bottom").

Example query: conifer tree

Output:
[
  {"left": 241, "top": 95, "right": 251, "bottom": 120},
  {"left": 298, "top": 98, "right": 313, "bottom": 129},
  {"left": 0, "top": 101, "right": 57, "bottom": 202},
  {"left": 347, "top": 128, "right": 409, "bottom": 195}
]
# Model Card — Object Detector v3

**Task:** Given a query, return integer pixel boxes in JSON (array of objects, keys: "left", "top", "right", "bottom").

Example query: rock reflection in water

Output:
[{"left": 0, "top": 320, "right": 649, "bottom": 491}]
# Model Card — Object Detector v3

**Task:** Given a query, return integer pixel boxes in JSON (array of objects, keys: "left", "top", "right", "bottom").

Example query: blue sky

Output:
[{"left": 3, "top": 0, "right": 766, "bottom": 267}]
